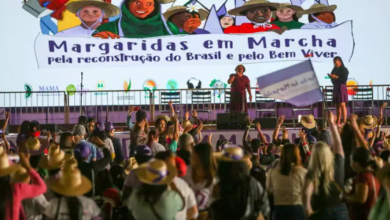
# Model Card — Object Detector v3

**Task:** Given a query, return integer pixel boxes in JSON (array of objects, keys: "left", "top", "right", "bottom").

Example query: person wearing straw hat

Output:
[
  {"left": 56, "top": 0, "right": 120, "bottom": 36},
  {"left": 44, "top": 159, "right": 101, "bottom": 220},
  {"left": 0, "top": 150, "right": 47, "bottom": 220},
  {"left": 128, "top": 159, "right": 184, "bottom": 220},
  {"left": 361, "top": 115, "right": 379, "bottom": 141},
  {"left": 163, "top": 3, "right": 210, "bottom": 35},
  {"left": 38, "top": 144, "right": 67, "bottom": 171},
  {"left": 210, "top": 146, "right": 270, "bottom": 220},
  {"left": 271, "top": 3, "right": 304, "bottom": 30},
  {"left": 93, "top": 0, "right": 183, "bottom": 39},
  {"left": 224, "top": 0, "right": 284, "bottom": 34},
  {"left": 299, "top": 3, "right": 338, "bottom": 29},
  {"left": 301, "top": 114, "right": 317, "bottom": 133}
]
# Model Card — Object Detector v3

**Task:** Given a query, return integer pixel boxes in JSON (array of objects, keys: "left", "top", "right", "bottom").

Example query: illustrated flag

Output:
[{"left": 257, "top": 60, "right": 323, "bottom": 107}]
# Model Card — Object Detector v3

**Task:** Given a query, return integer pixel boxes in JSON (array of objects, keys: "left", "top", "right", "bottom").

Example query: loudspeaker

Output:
[
  {"left": 253, "top": 118, "right": 277, "bottom": 129},
  {"left": 40, "top": 124, "right": 59, "bottom": 133},
  {"left": 0, "top": 120, "right": 9, "bottom": 135},
  {"left": 217, "top": 113, "right": 248, "bottom": 130}
]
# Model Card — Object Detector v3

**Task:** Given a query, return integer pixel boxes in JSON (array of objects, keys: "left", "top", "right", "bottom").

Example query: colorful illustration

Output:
[
  {"left": 346, "top": 78, "right": 358, "bottom": 96},
  {"left": 299, "top": 3, "right": 337, "bottom": 29},
  {"left": 166, "top": 79, "right": 179, "bottom": 90},
  {"left": 143, "top": 79, "right": 157, "bottom": 95},
  {"left": 24, "top": 84, "right": 33, "bottom": 99},
  {"left": 56, "top": 0, "right": 120, "bottom": 36},
  {"left": 219, "top": 15, "right": 235, "bottom": 30},
  {"left": 97, "top": 80, "right": 105, "bottom": 90},
  {"left": 271, "top": 3, "right": 304, "bottom": 30},
  {"left": 124, "top": 79, "right": 132, "bottom": 93},
  {"left": 66, "top": 84, "right": 77, "bottom": 95},
  {"left": 210, "top": 79, "right": 227, "bottom": 98}
]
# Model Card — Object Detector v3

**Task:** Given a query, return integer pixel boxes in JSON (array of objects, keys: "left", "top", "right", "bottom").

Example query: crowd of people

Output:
[{"left": 0, "top": 101, "right": 390, "bottom": 220}]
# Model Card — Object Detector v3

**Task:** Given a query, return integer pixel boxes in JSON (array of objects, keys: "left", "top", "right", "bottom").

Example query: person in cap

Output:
[
  {"left": 266, "top": 144, "right": 306, "bottom": 220},
  {"left": 122, "top": 145, "right": 153, "bottom": 201},
  {"left": 219, "top": 14, "right": 235, "bottom": 30},
  {"left": 56, "top": 0, "right": 120, "bottom": 36},
  {"left": 127, "top": 159, "right": 184, "bottom": 220},
  {"left": 224, "top": 0, "right": 283, "bottom": 34},
  {"left": 147, "top": 129, "right": 166, "bottom": 156},
  {"left": 93, "top": 0, "right": 183, "bottom": 39},
  {"left": 44, "top": 159, "right": 101, "bottom": 220},
  {"left": 271, "top": 3, "right": 304, "bottom": 30},
  {"left": 183, "top": 143, "right": 217, "bottom": 219},
  {"left": 163, "top": 4, "right": 210, "bottom": 35},
  {"left": 155, "top": 151, "right": 198, "bottom": 220},
  {"left": 74, "top": 141, "right": 112, "bottom": 197},
  {"left": 210, "top": 146, "right": 269, "bottom": 220},
  {"left": 299, "top": 3, "right": 338, "bottom": 29},
  {"left": 105, "top": 122, "right": 124, "bottom": 164},
  {"left": 0, "top": 150, "right": 47, "bottom": 220},
  {"left": 303, "top": 111, "right": 349, "bottom": 220},
  {"left": 73, "top": 124, "right": 97, "bottom": 163},
  {"left": 89, "top": 121, "right": 115, "bottom": 161}
]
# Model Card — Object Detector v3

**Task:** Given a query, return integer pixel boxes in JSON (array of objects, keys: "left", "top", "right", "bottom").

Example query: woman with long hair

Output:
[
  {"left": 0, "top": 150, "right": 47, "bottom": 220},
  {"left": 210, "top": 146, "right": 270, "bottom": 220},
  {"left": 147, "top": 129, "right": 166, "bottom": 156},
  {"left": 267, "top": 144, "right": 306, "bottom": 220},
  {"left": 45, "top": 159, "right": 100, "bottom": 220},
  {"left": 16, "top": 120, "right": 30, "bottom": 147},
  {"left": 303, "top": 111, "right": 349, "bottom": 220},
  {"left": 128, "top": 159, "right": 183, "bottom": 220},
  {"left": 328, "top": 56, "right": 349, "bottom": 126},
  {"left": 129, "top": 109, "right": 149, "bottom": 157},
  {"left": 183, "top": 143, "right": 217, "bottom": 220},
  {"left": 346, "top": 147, "right": 380, "bottom": 220}
]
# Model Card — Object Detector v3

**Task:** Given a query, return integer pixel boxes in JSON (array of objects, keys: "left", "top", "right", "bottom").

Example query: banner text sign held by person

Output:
[{"left": 35, "top": 21, "right": 354, "bottom": 68}]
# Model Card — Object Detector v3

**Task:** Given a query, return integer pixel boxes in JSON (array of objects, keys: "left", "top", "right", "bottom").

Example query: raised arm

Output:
[
  {"left": 1, "top": 112, "right": 10, "bottom": 151},
  {"left": 168, "top": 101, "right": 175, "bottom": 117},
  {"left": 172, "top": 114, "right": 179, "bottom": 142},
  {"left": 228, "top": 74, "right": 235, "bottom": 84},
  {"left": 303, "top": 180, "right": 315, "bottom": 217},
  {"left": 17, "top": 153, "right": 47, "bottom": 199},
  {"left": 255, "top": 122, "right": 268, "bottom": 144},
  {"left": 127, "top": 107, "right": 135, "bottom": 130},
  {"left": 327, "top": 111, "right": 344, "bottom": 157},
  {"left": 376, "top": 116, "right": 385, "bottom": 139},
  {"left": 243, "top": 116, "right": 252, "bottom": 152},
  {"left": 272, "top": 115, "right": 285, "bottom": 143},
  {"left": 350, "top": 114, "right": 368, "bottom": 149},
  {"left": 182, "top": 111, "right": 194, "bottom": 134}
]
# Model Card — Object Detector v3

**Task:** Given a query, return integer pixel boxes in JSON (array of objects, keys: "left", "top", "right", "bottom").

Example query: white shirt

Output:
[
  {"left": 301, "top": 21, "right": 338, "bottom": 29},
  {"left": 173, "top": 177, "right": 198, "bottom": 220},
  {"left": 149, "top": 142, "right": 166, "bottom": 156},
  {"left": 23, "top": 195, "right": 49, "bottom": 220},
  {"left": 55, "top": 26, "right": 96, "bottom": 37},
  {"left": 44, "top": 196, "right": 100, "bottom": 220},
  {"left": 182, "top": 165, "right": 216, "bottom": 211}
]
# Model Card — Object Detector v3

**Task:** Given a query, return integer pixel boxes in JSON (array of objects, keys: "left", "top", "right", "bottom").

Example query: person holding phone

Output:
[
  {"left": 228, "top": 65, "right": 252, "bottom": 113},
  {"left": 328, "top": 56, "right": 349, "bottom": 127}
]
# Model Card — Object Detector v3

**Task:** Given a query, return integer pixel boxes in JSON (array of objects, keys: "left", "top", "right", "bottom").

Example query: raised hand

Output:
[
  {"left": 207, "top": 133, "right": 213, "bottom": 146},
  {"left": 185, "top": 111, "right": 190, "bottom": 120},
  {"left": 350, "top": 114, "right": 359, "bottom": 129},
  {"left": 255, "top": 122, "right": 261, "bottom": 131},
  {"left": 183, "top": 14, "right": 202, "bottom": 34},
  {"left": 128, "top": 106, "right": 135, "bottom": 116},
  {"left": 298, "top": 129, "right": 307, "bottom": 143},
  {"left": 378, "top": 116, "right": 385, "bottom": 126},
  {"left": 277, "top": 115, "right": 285, "bottom": 126},
  {"left": 245, "top": 116, "right": 253, "bottom": 126},
  {"left": 93, "top": 31, "right": 120, "bottom": 39},
  {"left": 5, "top": 111, "right": 10, "bottom": 120},
  {"left": 326, "top": 111, "right": 335, "bottom": 124},
  {"left": 19, "top": 152, "right": 32, "bottom": 171}
]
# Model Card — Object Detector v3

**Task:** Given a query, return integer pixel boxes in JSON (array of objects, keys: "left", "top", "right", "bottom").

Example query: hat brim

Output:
[
  {"left": 38, "top": 155, "right": 64, "bottom": 170},
  {"left": 301, "top": 118, "right": 316, "bottom": 129},
  {"left": 228, "top": 3, "right": 280, "bottom": 16},
  {"left": 297, "top": 5, "right": 337, "bottom": 17},
  {"left": 213, "top": 152, "right": 250, "bottom": 162},
  {"left": 47, "top": 176, "right": 92, "bottom": 196},
  {"left": 136, "top": 162, "right": 177, "bottom": 185},
  {"left": 155, "top": 115, "right": 171, "bottom": 123},
  {"left": 164, "top": 8, "right": 209, "bottom": 21},
  {"left": 66, "top": 1, "right": 120, "bottom": 18},
  {"left": 361, "top": 116, "right": 378, "bottom": 129},
  {"left": 11, "top": 171, "right": 30, "bottom": 184},
  {"left": 0, "top": 164, "right": 21, "bottom": 177}
]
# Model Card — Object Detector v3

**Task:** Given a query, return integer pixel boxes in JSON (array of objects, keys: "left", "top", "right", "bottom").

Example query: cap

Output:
[
  {"left": 308, "top": 135, "right": 317, "bottom": 144},
  {"left": 94, "top": 122, "right": 105, "bottom": 132},
  {"left": 175, "top": 156, "right": 187, "bottom": 177},
  {"left": 72, "top": 124, "right": 86, "bottom": 136},
  {"left": 74, "top": 142, "right": 91, "bottom": 159},
  {"left": 135, "top": 145, "right": 152, "bottom": 156},
  {"left": 105, "top": 122, "right": 115, "bottom": 132},
  {"left": 29, "top": 120, "right": 40, "bottom": 132}
]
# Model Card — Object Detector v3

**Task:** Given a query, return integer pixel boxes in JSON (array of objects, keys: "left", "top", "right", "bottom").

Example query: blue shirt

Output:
[{"left": 79, "top": 139, "right": 97, "bottom": 163}]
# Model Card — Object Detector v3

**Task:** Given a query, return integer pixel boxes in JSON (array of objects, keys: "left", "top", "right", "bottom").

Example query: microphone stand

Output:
[{"left": 80, "top": 72, "right": 84, "bottom": 116}]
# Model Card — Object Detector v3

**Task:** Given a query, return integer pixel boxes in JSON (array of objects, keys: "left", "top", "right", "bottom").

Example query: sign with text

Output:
[{"left": 35, "top": 21, "right": 354, "bottom": 69}]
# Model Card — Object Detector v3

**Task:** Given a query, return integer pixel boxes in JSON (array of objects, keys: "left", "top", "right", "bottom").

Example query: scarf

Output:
[
  {"left": 252, "top": 17, "right": 272, "bottom": 29},
  {"left": 310, "top": 14, "right": 337, "bottom": 28}
]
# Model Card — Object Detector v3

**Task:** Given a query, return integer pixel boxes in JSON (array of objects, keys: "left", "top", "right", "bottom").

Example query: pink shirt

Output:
[{"left": 5, "top": 169, "right": 47, "bottom": 220}]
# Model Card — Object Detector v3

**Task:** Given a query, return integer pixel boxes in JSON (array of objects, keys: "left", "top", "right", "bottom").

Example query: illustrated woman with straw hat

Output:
[
  {"left": 128, "top": 159, "right": 184, "bottom": 220},
  {"left": 271, "top": 3, "right": 304, "bottom": 30},
  {"left": 44, "top": 159, "right": 101, "bottom": 220},
  {"left": 224, "top": 0, "right": 284, "bottom": 34},
  {"left": 299, "top": 3, "right": 338, "bottom": 29},
  {"left": 0, "top": 150, "right": 47, "bottom": 220},
  {"left": 210, "top": 146, "right": 270, "bottom": 220}
]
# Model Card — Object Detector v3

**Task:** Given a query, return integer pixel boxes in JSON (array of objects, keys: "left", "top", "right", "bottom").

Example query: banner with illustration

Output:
[{"left": 26, "top": 0, "right": 355, "bottom": 68}]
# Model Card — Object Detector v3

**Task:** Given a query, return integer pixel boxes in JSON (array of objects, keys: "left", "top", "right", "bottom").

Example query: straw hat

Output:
[
  {"left": 122, "top": 157, "right": 138, "bottom": 175},
  {"left": 39, "top": 144, "right": 66, "bottom": 170},
  {"left": 155, "top": 115, "right": 171, "bottom": 123},
  {"left": 11, "top": 167, "right": 30, "bottom": 184},
  {"left": 67, "top": 0, "right": 120, "bottom": 18},
  {"left": 362, "top": 115, "right": 378, "bottom": 129},
  {"left": 301, "top": 115, "right": 316, "bottom": 129},
  {"left": 215, "top": 146, "right": 249, "bottom": 162},
  {"left": 136, "top": 159, "right": 176, "bottom": 185},
  {"left": 26, "top": 138, "right": 46, "bottom": 156},
  {"left": 47, "top": 159, "right": 92, "bottom": 196},
  {"left": 228, "top": 0, "right": 280, "bottom": 16},
  {"left": 297, "top": 3, "right": 337, "bottom": 17},
  {"left": 163, "top": 6, "right": 209, "bottom": 21},
  {"left": 0, "top": 149, "right": 20, "bottom": 177}
]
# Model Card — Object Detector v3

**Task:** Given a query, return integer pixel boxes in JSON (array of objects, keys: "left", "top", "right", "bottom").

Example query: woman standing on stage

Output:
[
  {"left": 228, "top": 65, "right": 252, "bottom": 112},
  {"left": 328, "top": 57, "right": 349, "bottom": 126}
]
